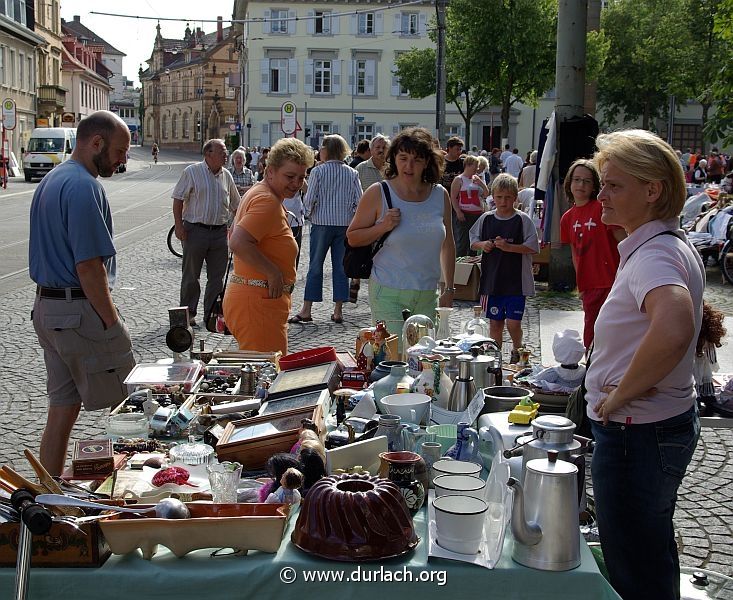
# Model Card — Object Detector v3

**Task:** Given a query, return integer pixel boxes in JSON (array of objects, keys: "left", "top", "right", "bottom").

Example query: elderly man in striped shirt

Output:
[{"left": 172, "top": 139, "right": 241, "bottom": 326}]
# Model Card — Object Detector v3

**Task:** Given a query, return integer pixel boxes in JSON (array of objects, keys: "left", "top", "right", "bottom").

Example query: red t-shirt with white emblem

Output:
[{"left": 560, "top": 199, "right": 621, "bottom": 291}]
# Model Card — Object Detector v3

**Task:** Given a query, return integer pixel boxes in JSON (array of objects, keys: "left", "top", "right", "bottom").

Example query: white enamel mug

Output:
[
  {"left": 431, "top": 458, "right": 482, "bottom": 478},
  {"left": 433, "top": 494, "right": 488, "bottom": 555},
  {"left": 433, "top": 474, "right": 486, "bottom": 499}
]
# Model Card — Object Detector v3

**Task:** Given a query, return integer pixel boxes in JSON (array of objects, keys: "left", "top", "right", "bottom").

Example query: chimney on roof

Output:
[
  {"left": 217, "top": 16, "right": 223, "bottom": 42},
  {"left": 74, "top": 15, "right": 80, "bottom": 22}
]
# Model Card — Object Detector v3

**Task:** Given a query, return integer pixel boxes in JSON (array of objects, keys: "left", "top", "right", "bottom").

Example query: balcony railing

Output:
[{"left": 37, "top": 85, "right": 67, "bottom": 108}]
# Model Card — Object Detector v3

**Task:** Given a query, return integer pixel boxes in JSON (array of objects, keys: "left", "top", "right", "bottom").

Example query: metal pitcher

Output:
[{"left": 507, "top": 450, "right": 581, "bottom": 571}]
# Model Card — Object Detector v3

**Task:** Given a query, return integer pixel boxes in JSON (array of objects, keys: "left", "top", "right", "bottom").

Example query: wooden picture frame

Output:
[{"left": 216, "top": 401, "right": 325, "bottom": 471}]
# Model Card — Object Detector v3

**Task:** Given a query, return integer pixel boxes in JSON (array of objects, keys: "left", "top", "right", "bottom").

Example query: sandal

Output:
[
  {"left": 288, "top": 314, "right": 313, "bottom": 324},
  {"left": 330, "top": 314, "right": 344, "bottom": 324},
  {"left": 349, "top": 281, "right": 360, "bottom": 304}
]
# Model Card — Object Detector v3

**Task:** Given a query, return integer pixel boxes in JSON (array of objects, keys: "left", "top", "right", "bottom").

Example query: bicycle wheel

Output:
[
  {"left": 721, "top": 240, "right": 733, "bottom": 285},
  {"left": 167, "top": 225, "right": 183, "bottom": 258}
]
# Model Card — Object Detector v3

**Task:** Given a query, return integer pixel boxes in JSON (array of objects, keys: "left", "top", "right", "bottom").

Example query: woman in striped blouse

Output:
[{"left": 289, "top": 135, "right": 363, "bottom": 324}]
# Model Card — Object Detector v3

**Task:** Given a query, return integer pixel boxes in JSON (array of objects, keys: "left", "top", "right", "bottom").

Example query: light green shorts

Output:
[{"left": 368, "top": 278, "right": 438, "bottom": 353}]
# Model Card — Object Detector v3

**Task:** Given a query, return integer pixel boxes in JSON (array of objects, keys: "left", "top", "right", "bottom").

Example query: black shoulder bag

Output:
[
  {"left": 205, "top": 254, "right": 233, "bottom": 335},
  {"left": 343, "top": 181, "right": 394, "bottom": 279}
]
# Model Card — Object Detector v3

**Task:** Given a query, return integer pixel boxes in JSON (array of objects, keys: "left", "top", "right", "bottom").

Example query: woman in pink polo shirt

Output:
[{"left": 586, "top": 130, "right": 705, "bottom": 600}]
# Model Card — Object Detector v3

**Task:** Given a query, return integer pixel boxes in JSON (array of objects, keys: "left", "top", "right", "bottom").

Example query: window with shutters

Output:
[
  {"left": 314, "top": 60, "right": 331, "bottom": 94},
  {"left": 162, "top": 115, "right": 168, "bottom": 139},
  {"left": 356, "top": 60, "right": 366, "bottom": 95},
  {"left": 358, "top": 12, "right": 374, "bottom": 35},
  {"left": 314, "top": 122, "right": 331, "bottom": 136},
  {"left": 271, "top": 9, "right": 288, "bottom": 34},
  {"left": 182, "top": 113, "right": 190, "bottom": 138},
  {"left": 447, "top": 124, "right": 460, "bottom": 137},
  {"left": 314, "top": 11, "right": 331, "bottom": 35},
  {"left": 356, "top": 124, "right": 374, "bottom": 141},
  {"left": 400, "top": 12, "right": 419, "bottom": 35},
  {"left": 270, "top": 58, "right": 288, "bottom": 93},
  {"left": 172, "top": 114, "right": 178, "bottom": 139},
  {"left": 182, "top": 80, "right": 189, "bottom": 100}
]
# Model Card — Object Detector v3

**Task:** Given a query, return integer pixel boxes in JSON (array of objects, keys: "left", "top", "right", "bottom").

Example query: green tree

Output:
[
  {"left": 393, "top": 0, "right": 556, "bottom": 147},
  {"left": 684, "top": 0, "right": 727, "bottom": 151},
  {"left": 598, "top": 0, "right": 691, "bottom": 130},
  {"left": 704, "top": 0, "right": 733, "bottom": 146}
]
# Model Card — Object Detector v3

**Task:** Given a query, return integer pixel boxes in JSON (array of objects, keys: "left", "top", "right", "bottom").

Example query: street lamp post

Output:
[{"left": 197, "top": 85, "right": 205, "bottom": 152}]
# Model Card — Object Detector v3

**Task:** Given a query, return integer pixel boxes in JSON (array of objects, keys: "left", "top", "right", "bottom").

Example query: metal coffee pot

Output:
[
  {"left": 507, "top": 450, "right": 581, "bottom": 571},
  {"left": 503, "top": 415, "right": 590, "bottom": 481},
  {"left": 434, "top": 341, "right": 463, "bottom": 381},
  {"left": 457, "top": 347, "right": 501, "bottom": 391}
]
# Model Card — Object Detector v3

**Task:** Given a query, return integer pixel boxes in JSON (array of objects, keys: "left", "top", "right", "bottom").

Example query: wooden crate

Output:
[{"left": 0, "top": 521, "right": 110, "bottom": 568}]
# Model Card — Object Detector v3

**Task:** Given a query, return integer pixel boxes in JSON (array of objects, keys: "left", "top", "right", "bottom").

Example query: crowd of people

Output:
[{"left": 26, "top": 109, "right": 725, "bottom": 600}]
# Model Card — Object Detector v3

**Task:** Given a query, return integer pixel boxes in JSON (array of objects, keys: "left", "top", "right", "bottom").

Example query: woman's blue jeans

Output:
[
  {"left": 590, "top": 406, "right": 700, "bottom": 600},
  {"left": 304, "top": 224, "right": 349, "bottom": 302}
]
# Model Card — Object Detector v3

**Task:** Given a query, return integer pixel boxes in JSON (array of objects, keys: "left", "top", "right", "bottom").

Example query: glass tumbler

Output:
[{"left": 206, "top": 461, "right": 243, "bottom": 503}]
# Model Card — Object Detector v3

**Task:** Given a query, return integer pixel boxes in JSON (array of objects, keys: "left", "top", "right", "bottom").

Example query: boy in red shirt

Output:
[{"left": 560, "top": 159, "right": 625, "bottom": 349}]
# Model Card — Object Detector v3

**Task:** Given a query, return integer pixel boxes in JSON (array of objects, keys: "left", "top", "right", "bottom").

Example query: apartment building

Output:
[
  {"left": 34, "top": 0, "right": 65, "bottom": 128},
  {"left": 234, "top": 0, "right": 485, "bottom": 149},
  {"left": 0, "top": 0, "right": 44, "bottom": 154},
  {"left": 62, "top": 15, "right": 140, "bottom": 140},
  {"left": 140, "top": 18, "right": 238, "bottom": 152}
]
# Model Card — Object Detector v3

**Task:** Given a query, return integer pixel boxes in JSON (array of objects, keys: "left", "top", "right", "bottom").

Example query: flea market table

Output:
[{"left": 0, "top": 508, "right": 620, "bottom": 599}]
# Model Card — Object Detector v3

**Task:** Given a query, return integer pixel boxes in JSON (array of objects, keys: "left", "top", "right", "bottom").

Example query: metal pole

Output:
[
  {"left": 351, "top": 55, "right": 356, "bottom": 146},
  {"left": 304, "top": 101, "right": 308, "bottom": 143},
  {"left": 667, "top": 95, "right": 676, "bottom": 145},
  {"left": 435, "top": 0, "right": 447, "bottom": 146},
  {"left": 550, "top": 0, "right": 588, "bottom": 291}
]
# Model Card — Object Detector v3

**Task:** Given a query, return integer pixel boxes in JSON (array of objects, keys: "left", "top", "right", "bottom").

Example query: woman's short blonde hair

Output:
[
  {"left": 266, "top": 138, "right": 315, "bottom": 171},
  {"left": 491, "top": 173, "right": 518, "bottom": 197},
  {"left": 593, "top": 129, "right": 686, "bottom": 220},
  {"left": 477, "top": 156, "right": 489, "bottom": 173},
  {"left": 321, "top": 134, "right": 351, "bottom": 161},
  {"left": 463, "top": 155, "right": 479, "bottom": 169}
]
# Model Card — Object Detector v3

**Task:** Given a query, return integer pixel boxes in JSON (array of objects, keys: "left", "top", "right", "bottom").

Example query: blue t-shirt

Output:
[{"left": 29, "top": 159, "right": 117, "bottom": 288}]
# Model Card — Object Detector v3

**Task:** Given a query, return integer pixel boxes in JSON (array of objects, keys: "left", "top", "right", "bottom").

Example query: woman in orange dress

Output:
[{"left": 224, "top": 138, "right": 314, "bottom": 354}]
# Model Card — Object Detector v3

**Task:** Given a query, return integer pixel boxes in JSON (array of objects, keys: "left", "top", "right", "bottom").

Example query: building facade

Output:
[
  {"left": 140, "top": 18, "right": 238, "bottom": 152},
  {"left": 34, "top": 0, "right": 65, "bottom": 128},
  {"left": 0, "top": 0, "right": 44, "bottom": 155},
  {"left": 59, "top": 24, "right": 112, "bottom": 126},
  {"left": 62, "top": 15, "right": 140, "bottom": 141}
]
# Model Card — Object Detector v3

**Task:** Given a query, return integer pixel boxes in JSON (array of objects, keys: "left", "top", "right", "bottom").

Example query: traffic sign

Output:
[
  {"left": 354, "top": 116, "right": 364, "bottom": 122},
  {"left": 2, "top": 99, "right": 17, "bottom": 130},
  {"left": 281, "top": 101, "right": 297, "bottom": 135}
]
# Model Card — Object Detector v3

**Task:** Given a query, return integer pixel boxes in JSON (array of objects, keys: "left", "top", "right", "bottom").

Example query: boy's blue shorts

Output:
[{"left": 482, "top": 295, "right": 526, "bottom": 321}]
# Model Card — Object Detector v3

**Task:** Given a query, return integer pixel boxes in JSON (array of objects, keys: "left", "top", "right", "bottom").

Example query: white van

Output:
[{"left": 22, "top": 127, "right": 77, "bottom": 182}]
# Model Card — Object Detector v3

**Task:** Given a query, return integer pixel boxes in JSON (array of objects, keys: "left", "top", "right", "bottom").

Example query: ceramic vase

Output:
[
  {"left": 411, "top": 358, "right": 452, "bottom": 409},
  {"left": 372, "top": 363, "right": 414, "bottom": 412},
  {"left": 379, "top": 451, "right": 426, "bottom": 514},
  {"left": 445, "top": 422, "right": 483, "bottom": 466},
  {"left": 420, "top": 441, "right": 443, "bottom": 489},
  {"left": 435, "top": 307, "right": 454, "bottom": 341},
  {"left": 374, "top": 414, "right": 405, "bottom": 452},
  {"left": 369, "top": 360, "right": 409, "bottom": 383}
]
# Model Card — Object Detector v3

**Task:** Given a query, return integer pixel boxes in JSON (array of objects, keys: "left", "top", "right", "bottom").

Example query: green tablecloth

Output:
[{"left": 0, "top": 510, "right": 620, "bottom": 599}]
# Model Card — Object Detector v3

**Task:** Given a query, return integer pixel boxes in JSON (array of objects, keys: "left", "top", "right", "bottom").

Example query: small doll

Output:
[
  {"left": 371, "top": 321, "right": 392, "bottom": 368},
  {"left": 265, "top": 467, "right": 304, "bottom": 506},
  {"left": 694, "top": 302, "right": 726, "bottom": 416},
  {"left": 258, "top": 453, "right": 300, "bottom": 502}
]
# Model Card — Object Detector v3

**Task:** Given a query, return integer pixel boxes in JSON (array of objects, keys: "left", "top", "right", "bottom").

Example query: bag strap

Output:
[
  {"left": 222, "top": 253, "right": 233, "bottom": 291},
  {"left": 625, "top": 230, "right": 678, "bottom": 263},
  {"left": 371, "top": 181, "right": 394, "bottom": 257}
]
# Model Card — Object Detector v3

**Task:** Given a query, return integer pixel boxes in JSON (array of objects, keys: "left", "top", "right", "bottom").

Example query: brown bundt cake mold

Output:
[{"left": 291, "top": 473, "right": 419, "bottom": 561}]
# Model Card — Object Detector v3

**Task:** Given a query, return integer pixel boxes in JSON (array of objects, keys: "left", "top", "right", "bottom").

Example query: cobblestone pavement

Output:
[{"left": 0, "top": 183, "right": 730, "bottom": 575}]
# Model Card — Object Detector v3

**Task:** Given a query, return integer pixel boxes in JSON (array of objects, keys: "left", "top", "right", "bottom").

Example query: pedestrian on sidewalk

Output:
[
  {"left": 29, "top": 110, "right": 136, "bottom": 475},
  {"left": 289, "top": 135, "right": 362, "bottom": 325},
  {"left": 587, "top": 129, "right": 705, "bottom": 600},
  {"left": 172, "top": 139, "right": 240, "bottom": 326},
  {"left": 560, "top": 159, "right": 625, "bottom": 349},
  {"left": 469, "top": 173, "right": 539, "bottom": 363},
  {"left": 450, "top": 155, "right": 490, "bottom": 256}
]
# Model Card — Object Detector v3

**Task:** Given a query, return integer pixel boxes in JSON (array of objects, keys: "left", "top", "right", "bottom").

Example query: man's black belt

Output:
[
  {"left": 190, "top": 222, "right": 226, "bottom": 230},
  {"left": 36, "top": 286, "right": 86, "bottom": 299}
]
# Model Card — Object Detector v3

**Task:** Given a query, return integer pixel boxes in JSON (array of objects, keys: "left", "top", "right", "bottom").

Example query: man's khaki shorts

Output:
[{"left": 32, "top": 295, "right": 135, "bottom": 411}]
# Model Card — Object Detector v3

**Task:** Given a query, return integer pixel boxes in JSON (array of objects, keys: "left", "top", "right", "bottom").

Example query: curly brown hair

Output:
[{"left": 697, "top": 302, "right": 727, "bottom": 353}]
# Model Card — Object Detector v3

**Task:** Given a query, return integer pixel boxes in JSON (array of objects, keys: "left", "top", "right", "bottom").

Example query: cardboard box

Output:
[
  {"left": 441, "top": 260, "right": 481, "bottom": 302},
  {"left": 0, "top": 521, "right": 111, "bottom": 567}
]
